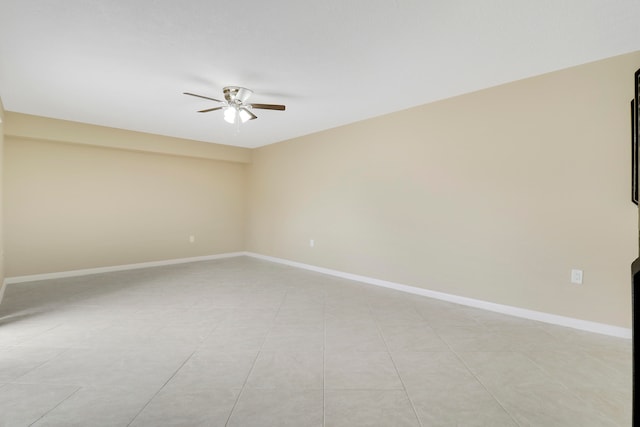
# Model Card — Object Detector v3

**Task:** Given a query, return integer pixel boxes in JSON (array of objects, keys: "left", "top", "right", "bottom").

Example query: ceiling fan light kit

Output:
[
  {"left": 184, "top": 86, "right": 285, "bottom": 125},
  {"left": 223, "top": 105, "right": 253, "bottom": 124}
]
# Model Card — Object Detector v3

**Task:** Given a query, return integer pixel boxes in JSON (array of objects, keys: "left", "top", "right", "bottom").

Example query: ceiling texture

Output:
[{"left": 1, "top": 0, "right": 639, "bottom": 148}]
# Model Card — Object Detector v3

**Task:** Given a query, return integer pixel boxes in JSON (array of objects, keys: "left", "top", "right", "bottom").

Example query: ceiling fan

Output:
[{"left": 184, "top": 86, "right": 285, "bottom": 124}]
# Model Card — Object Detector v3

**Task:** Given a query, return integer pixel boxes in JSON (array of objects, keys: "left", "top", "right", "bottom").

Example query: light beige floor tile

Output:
[
  {"left": 0, "top": 257, "right": 632, "bottom": 425},
  {"left": 14, "top": 346, "right": 192, "bottom": 389},
  {"left": 148, "top": 324, "right": 216, "bottom": 349},
  {"left": 0, "top": 383, "right": 79, "bottom": 427},
  {"left": 498, "top": 327, "right": 564, "bottom": 351},
  {"left": 493, "top": 381, "right": 619, "bottom": 427},
  {"left": 79, "top": 323, "right": 164, "bottom": 348},
  {"left": 0, "top": 316, "right": 63, "bottom": 346},
  {"left": 261, "top": 324, "right": 324, "bottom": 351},
  {"left": 415, "top": 306, "right": 481, "bottom": 327},
  {"left": 588, "top": 348, "right": 633, "bottom": 377},
  {"left": 325, "top": 334, "right": 389, "bottom": 352},
  {"left": 325, "top": 389, "right": 420, "bottom": 427},
  {"left": 190, "top": 294, "right": 245, "bottom": 309},
  {"left": 166, "top": 350, "right": 257, "bottom": 390},
  {"left": 526, "top": 349, "right": 629, "bottom": 390},
  {"left": 325, "top": 322, "right": 387, "bottom": 352},
  {"left": 369, "top": 306, "right": 426, "bottom": 326},
  {"left": 0, "top": 346, "right": 67, "bottom": 382},
  {"left": 245, "top": 351, "right": 323, "bottom": 389},
  {"left": 458, "top": 351, "right": 558, "bottom": 388},
  {"left": 391, "top": 351, "right": 475, "bottom": 390},
  {"left": 324, "top": 300, "right": 372, "bottom": 319},
  {"left": 31, "top": 384, "right": 158, "bottom": 427},
  {"left": 572, "top": 386, "right": 632, "bottom": 426},
  {"left": 227, "top": 388, "right": 323, "bottom": 427},
  {"left": 460, "top": 352, "right": 619, "bottom": 426},
  {"left": 274, "top": 306, "right": 324, "bottom": 325},
  {"left": 379, "top": 324, "right": 449, "bottom": 352},
  {"left": 199, "top": 326, "right": 269, "bottom": 352},
  {"left": 434, "top": 325, "right": 513, "bottom": 352},
  {"left": 325, "top": 351, "right": 403, "bottom": 390},
  {"left": 527, "top": 349, "right": 632, "bottom": 424},
  {"left": 220, "top": 308, "right": 279, "bottom": 327},
  {"left": 13, "top": 323, "right": 112, "bottom": 348},
  {"left": 408, "top": 380, "right": 517, "bottom": 426},
  {"left": 129, "top": 387, "right": 239, "bottom": 427},
  {"left": 325, "top": 315, "right": 378, "bottom": 330},
  {"left": 280, "top": 294, "right": 325, "bottom": 309},
  {"left": 462, "top": 308, "right": 545, "bottom": 330},
  {"left": 266, "top": 322, "right": 324, "bottom": 336},
  {"left": 542, "top": 326, "right": 632, "bottom": 353}
]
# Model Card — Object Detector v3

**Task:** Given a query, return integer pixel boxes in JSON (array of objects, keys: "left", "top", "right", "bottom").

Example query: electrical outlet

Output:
[
  {"left": 570, "top": 269, "right": 583, "bottom": 284},
  {"left": 310, "top": 239, "right": 315, "bottom": 248},
  {"left": 189, "top": 235, "right": 195, "bottom": 243}
]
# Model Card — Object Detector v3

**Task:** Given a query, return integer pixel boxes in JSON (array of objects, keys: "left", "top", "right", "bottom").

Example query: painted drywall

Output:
[
  {"left": 4, "top": 134, "right": 247, "bottom": 276},
  {"left": 247, "top": 52, "right": 640, "bottom": 328},
  {"left": 0, "top": 97, "right": 5, "bottom": 303},
  {"left": 4, "top": 112, "right": 251, "bottom": 164}
]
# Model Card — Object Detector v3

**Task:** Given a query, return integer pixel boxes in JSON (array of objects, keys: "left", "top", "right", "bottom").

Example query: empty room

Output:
[{"left": 0, "top": 1, "right": 638, "bottom": 426}]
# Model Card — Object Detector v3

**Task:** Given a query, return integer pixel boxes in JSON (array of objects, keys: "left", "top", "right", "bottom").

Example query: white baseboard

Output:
[
  {"left": 4, "top": 252, "right": 245, "bottom": 285},
  {"left": 244, "top": 252, "right": 632, "bottom": 339}
]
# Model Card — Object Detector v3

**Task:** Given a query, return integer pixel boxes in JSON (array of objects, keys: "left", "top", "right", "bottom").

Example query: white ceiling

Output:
[{"left": 1, "top": 1, "right": 639, "bottom": 148}]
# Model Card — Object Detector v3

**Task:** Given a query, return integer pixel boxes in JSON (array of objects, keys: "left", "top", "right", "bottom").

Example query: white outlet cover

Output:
[
  {"left": 310, "top": 239, "right": 314, "bottom": 247},
  {"left": 571, "top": 269, "right": 583, "bottom": 284}
]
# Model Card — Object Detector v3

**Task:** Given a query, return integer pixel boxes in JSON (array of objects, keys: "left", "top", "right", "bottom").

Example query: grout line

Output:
[
  {"left": 10, "top": 323, "right": 66, "bottom": 347},
  {"left": 368, "top": 302, "right": 423, "bottom": 427},
  {"left": 127, "top": 300, "right": 230, "bottom": 427},
  {"left": 191, "top": 313, "right": 227, "bottom": 353},
  {"left": 223, "top": 289, "right": 288, "bottom": 427},
  {"left": 28, "top": 386, "right": 82, "bottom": 426},
  {"left": 521, "top": 351, "right": 620, "bottom": 425},
  {"left": 222, "top": 350, "right": 262, "bottom": 427},
  {"left": 8, "top": 346, "right": 74, "bottom": 385},
  {"left": 126, "top": 350, "right": 197, "bottom": 427},
  {"left": 430, "top": 324, "right": 522, "bottom": 427}
]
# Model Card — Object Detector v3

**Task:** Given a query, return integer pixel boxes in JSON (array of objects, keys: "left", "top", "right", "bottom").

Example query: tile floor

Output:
[{"left": 0, "top": 256, "right": 632, "bottom": 426}]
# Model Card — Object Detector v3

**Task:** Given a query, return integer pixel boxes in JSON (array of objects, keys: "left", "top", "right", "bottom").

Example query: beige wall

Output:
[
  {"left": 0, "top": 97, "right": 5, "bottom": 302},
  {"left": 4, "top": 126, "right": 248, "bottom": 276},
  {"left": 5, "top": 113, "right": 251, "bottom": 164},
  {"left": 247, "top": 52, "right": 640, "bottom": 328}
]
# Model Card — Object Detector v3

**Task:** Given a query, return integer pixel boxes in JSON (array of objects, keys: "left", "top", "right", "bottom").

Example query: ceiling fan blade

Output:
[
  {"left": 241, "top": 107, "right": 258, "bottom": 121},
  {"left": 198, "top": 106, "right": 224, "bottom": 113},
  {"left": 250, "top": 103, "right": 286, "bottom": 111},
  {"left": 183, "top": 92, "right": 223, "bottom": 103}
]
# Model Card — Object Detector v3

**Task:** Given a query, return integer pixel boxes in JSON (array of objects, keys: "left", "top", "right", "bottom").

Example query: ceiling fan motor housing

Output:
[{"left": 224, "top": 86, "right": 253, "bottom": 105}]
